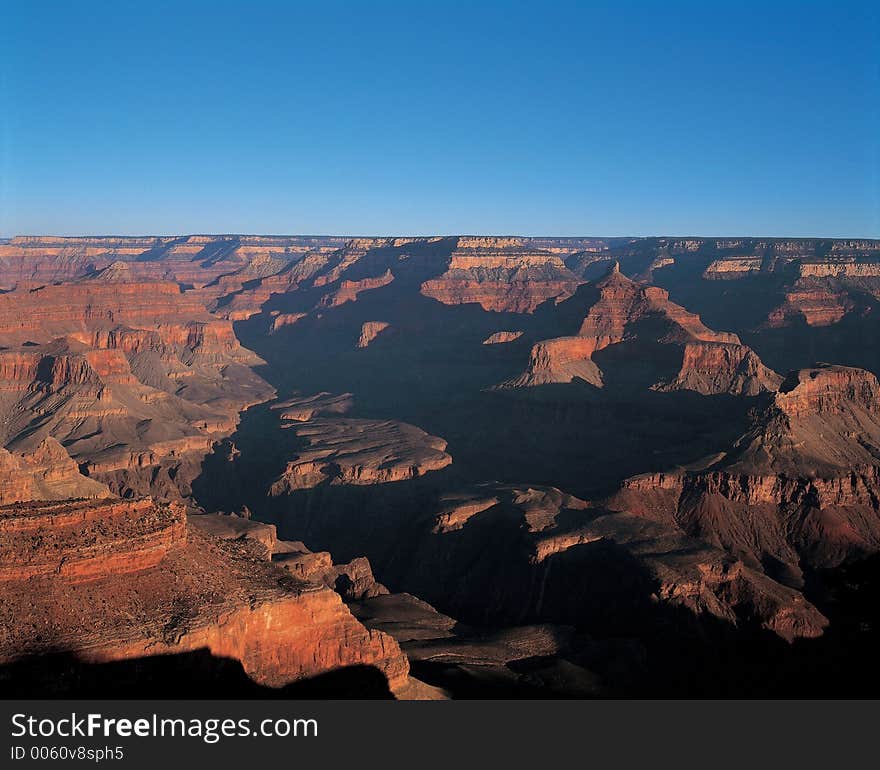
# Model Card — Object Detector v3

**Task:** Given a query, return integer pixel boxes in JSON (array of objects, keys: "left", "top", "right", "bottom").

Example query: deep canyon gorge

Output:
[{"left": 3, "top": 233, "right": 880, "bottom": 697}]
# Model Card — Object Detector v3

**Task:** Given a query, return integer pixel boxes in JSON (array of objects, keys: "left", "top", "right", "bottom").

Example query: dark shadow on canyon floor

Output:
[{"left": 187, "top": 242, "right": 880, "bottom": 697}]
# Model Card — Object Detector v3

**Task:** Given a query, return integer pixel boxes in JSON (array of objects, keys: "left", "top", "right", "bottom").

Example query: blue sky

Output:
[{"left": 1, "top": 1, "right": 877, "bottom": 237}]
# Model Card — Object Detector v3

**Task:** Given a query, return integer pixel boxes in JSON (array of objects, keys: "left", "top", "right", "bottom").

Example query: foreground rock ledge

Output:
[{"left": 0, "top": 498, "right": 409, "bottom": 695}]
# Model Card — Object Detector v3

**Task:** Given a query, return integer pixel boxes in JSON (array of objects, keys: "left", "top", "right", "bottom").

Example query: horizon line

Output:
[{"left": 4, "top": 232, "right": 880, "bottom": 241}]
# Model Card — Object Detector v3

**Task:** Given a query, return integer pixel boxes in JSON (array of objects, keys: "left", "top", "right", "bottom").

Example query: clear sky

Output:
[{"left": 1, "top": 1, "right": 878, "bottom": 237}]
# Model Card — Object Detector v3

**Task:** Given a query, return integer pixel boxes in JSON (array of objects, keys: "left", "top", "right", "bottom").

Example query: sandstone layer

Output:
[
  {"left": 0, "top": 235, "right": 347, "bottom": 290},
  {"left": 420, "top": 237, "right": 583, "bottom": 313},
  {"left": 764, "top": 278, "right": 857, "bottom": 328},
  {"left": 0, "top": 268, "right": 273, "bottom": 497},
  {"left": 0, "top": 500, "right": 409, "bottom": 696},
  {"left": 0, "top": 438, "right": 111, "bottom": 505}
]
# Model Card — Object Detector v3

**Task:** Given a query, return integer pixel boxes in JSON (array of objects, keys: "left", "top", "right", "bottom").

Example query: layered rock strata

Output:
[
  {"left": 606, "top": 365, "right": 880, "bottom": 582},
  {"left": 270, "top": 417, "right": 452, "bottom": 491},
  {"left": 0, "top": 438, "right": 111, "bottom": 504},
  {"left": 420, "top": 237, "right": 583, "bottom": 313},
  {"left": 504, "top": 264, "right": 777, "bottom": 394},
  {"left": 0, "top": 269, "right": 273, "bottom": 496},
  {"left": 0, "top": 501, "right": 409, "bottom": 695},
  {"left": 380, "top": 483, "right": 826, "bottom": 642}
]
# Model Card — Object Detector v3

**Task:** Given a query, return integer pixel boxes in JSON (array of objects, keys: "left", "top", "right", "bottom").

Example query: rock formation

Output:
[
  {"left": 367, "top": 483, "right": 827, "bottom": 642},
  {"left": 270, "top": 312, "right": 307, "bottom": 333},
  {"left": 503, "top": 264, "right": 778, "bottom": 394},
  {"left": 799, "top": 260, "right": 880, "bottom": 279},
  {"left": 270, "top": 417, "right": 452, "bottom": 491},
  {"left": 0, "top": 500, "right": 410, "bottom": 696},
  {"left": 654, "top": 341, "right": 783, "bottom": 395},
  {"left": 6, "top": 233, "right": 880, "bottom": 698},
  {"left": 0, "top": 498, "right": 186, "bottom": 582},
  {"left": 420, "top": 237, "right": 583, "bottom": 312},
  {"left": 504, "top": 336, "right": 603, "bottom": 387},
  {"left": 271, "top": 392, "right": 354, "bottom": 422},
  {"left": 188, "top": 513, "right": 389, "bottom": 601},
  {"left": 606, "top": 365, "right": 880, "bottom": 584},
  {"left": 703, "top": 256, "right": 767, "bottom": 279},
  {"left": 357, "top": 321, "right": 391, "bottom": 348},
  {"left": 322, "top": 270, "right": 394, "bottom": 308},
  {"left": 764, "top": 278, "right": 857, "bottom": 327},
  {"left": 0, "top": 268, "right": 273, "bottom": 497},
  {"left": 0, "top": 438, "right": 111, "bottom": 505},
  {"left": 482, "top": 331, "right": 523, "bottom": 344}
]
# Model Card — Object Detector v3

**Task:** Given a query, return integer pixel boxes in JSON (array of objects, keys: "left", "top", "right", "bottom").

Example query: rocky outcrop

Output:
[
  {"left": 502, "top": 336, "right": 603, "bottom": 387},
  {"left": 188, "top": 512, "right": 389, "bottom": 600},
  {"left": 703, "top": 257, "right": 766, "bottom": 279},
  {"left": 269, "top": 312, "right": 307, "bottom": 333},
  {"left": 0, "top": 438, "right": 111, "bottom": 505},
  {"left": 420, "top": 237, "right": 583, "bottom": 313},
  {"left": 654, "top": 341, "right": 783, "bottom": 395},
  {"left": 271, "top": 392, "right": 354, "bottom": 422},
  {"left": 572, "top": 267, "right": 737, "bottom": 346},
  {"left": 606, "top": 365, "right": 880, "bottom": 582},
  {"left": 503, "top": 264, "right": 775, "bottom": 394},
  {"left": 0, "top": 498, "right": 186, "bottom": 582},
  {"left": 798, "top": 260, "right": 880, "bottom": 279},
  {"left": 270, "top": 417, "right": 452, "bottom": 491},
  {"left": 322, "top": 270, "right": 394, "bottom": 308},
  {"left": 0, "top": 501, "right": 409, "bottom": 695},
  {"left": 272, "top": 544, "right": 389, "bottom": 602},
  {"left": 482, "top": 331, "right": 523, "bottom": 344},
  {"left": 186, "top": 511, "right": 279, "bottom": 556},
  {"left": 357, "top": 321, "right": 391, "bottom": 348},
  {"left": 728, "top": 364, "right": 880, "bottom": 474},
  {"left": 764, "top": 278, "right": 856, "bottom": 327}
]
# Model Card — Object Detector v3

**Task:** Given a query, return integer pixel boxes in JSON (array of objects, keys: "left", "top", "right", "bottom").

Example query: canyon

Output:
[
  {"left": 501, "top": 263, "right": 781, "bottom": 395},
  {"left": 3, "top": 233, "right": 880, "bottom": 697},
  {"left": 0, "top": 265, "right": 273, "bottom": 498}
]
